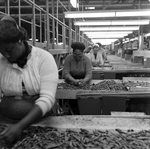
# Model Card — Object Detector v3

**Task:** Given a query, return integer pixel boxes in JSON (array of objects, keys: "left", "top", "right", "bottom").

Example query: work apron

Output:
[
  {"left": 0, "top": 94, "right": 62, "bottom": 120},
  {"left": 0, "top": 94, "right": 39, "bottom": 120}
]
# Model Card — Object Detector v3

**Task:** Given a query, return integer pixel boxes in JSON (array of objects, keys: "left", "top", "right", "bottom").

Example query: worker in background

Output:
[
  {"left": 63, "top": 42, "right": 92, "bottom": 114},
  {"left": 88, "top": 44, "right": 104, "bottom": 67},
  {"left": 84, "top": 45, "right": 92, "bottom": 59},
  {"left": 0, "top": 16, "right": 58, "bottom": 142},
  {"left": 63, "top": 42, "right": 92, "bottom": 86},
  {"left": 96, "top": 42, "right": 107, "bottom": 61}
]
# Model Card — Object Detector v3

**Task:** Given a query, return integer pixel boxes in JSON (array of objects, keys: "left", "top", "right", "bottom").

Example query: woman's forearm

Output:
[
  {"left": 84, "top": 75, "right": 92, "bottom": 83},
  {"left": 64, "top": 74, "right": 76, "bottom": 83},
  {"left": 18, "top": 105, "right": 42, "bottom": 130}
]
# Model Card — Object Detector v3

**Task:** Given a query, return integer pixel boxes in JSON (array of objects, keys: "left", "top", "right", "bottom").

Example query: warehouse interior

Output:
[{"left": 1, "top": 0, "right": 150, "bottom": 148}]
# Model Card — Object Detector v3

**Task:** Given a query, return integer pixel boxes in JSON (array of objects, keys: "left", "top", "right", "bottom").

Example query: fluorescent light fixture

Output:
[
  {"left": 91, "top": 39, "right": 118, "bottom": 45},
  {"left": 64, "top": 9, "right": 150, "bottom": 18},
  {"left": 80, "top": 26, "right": 139, "bottom": 31},
  {"left": 85, "top": 33, "right": 129, "bottom": 36},
  {"left": 92, "top": 39, "right": 118, "bottom": 42},
  {"left": 145, "top": 33, "right": 150, "bottom": 37},
  {"left": 74, "top": 20, "right": 149, "bottom": 26},
  {"left": 89, "top": 33, "right": 126, "bottom": 37},
  {"left": 88, "top": 36, "right": 125, "bottom": 38},
  {"left": 70, "top": 0, "right": 79, "bottom": 8},
  {"left": 130, "top": 37, "right": 138, "bottom": 41},
  {"left": 85, "top": 7, "right": 95, "bottom": 10},
  {"left": 65, "top": 11, "right": 116, "bottom": 18},
  {"left": 84, "top": 31, "right": 133, "bottom": 34},
  {"left": 116, "top": 9, "right": 150, "bottom": 17},
  {"left": 88, "top": 35, "right": 125, "bottom": 38}
]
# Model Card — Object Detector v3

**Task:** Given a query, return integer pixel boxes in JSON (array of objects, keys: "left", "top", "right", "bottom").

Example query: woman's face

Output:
[
  {"left": 93, "top": 47, "right": 99, "bottom": 55},
  {"left": 73, "top": 49, "right": 83, "bottom": 61},
  {"left": 87, "top": 47, "right": 91, "bottom": 53},
  {"left": 0, "top": 41, "right": 24, "bottom": 63}
]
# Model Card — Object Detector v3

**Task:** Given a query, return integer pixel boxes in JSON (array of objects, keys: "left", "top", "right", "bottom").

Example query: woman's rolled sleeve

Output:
[{"left": 35, "top": 53, "right": 58, "bottom": 116}]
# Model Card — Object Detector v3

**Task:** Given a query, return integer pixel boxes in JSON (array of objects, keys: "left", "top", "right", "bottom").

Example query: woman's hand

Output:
[
  {"left": 78, "top": 79, "right": 86, "bottom": 86},
  {"left": 0, "top": 123, "right": 23, "bottom": 143},
  {"left": 70, "top": 80, "right": 79, "bottom": 86},
  {"left": 92, "top": 62, "right": 96, "bottom": 67}
]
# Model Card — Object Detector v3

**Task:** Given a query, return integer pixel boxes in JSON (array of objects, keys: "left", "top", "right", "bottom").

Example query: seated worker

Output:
[
  {"left": 96, "top": 42, "right": 107, "bottom": 61},
  {"left": 84, "top": 45, "right": 92, "bottom": 58},
  {"left": 0, "top": 16, "right": 58, "bottom": 142},
  {"left": 63, "top": 42, "right": 92, "bottom": 86},
  {"left": 63, "top": 42, "right": 92, "bottom": 114},
  {"left": 89, "top": 44, "right": 104, "bottom": 67}
]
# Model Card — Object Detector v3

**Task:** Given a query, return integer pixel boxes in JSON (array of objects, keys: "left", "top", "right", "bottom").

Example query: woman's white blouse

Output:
[
  {"left": 0, "top": 46, "right": 58, "bottom": 116},
  {"left": 89, "top": 52, "right": 104, "bottom": 65}
]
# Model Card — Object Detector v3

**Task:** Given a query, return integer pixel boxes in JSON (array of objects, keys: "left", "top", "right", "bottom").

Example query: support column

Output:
[
  {"left": 56, "top": 0, "right": 59, "bottom": 44},
  {"left": 74, "top": 26, "right": 77, "bottom": 41},
  {"left": 76, "top": 26, "right": 79, "bottom": 42},
  {"left": 52, "top": 0, "right": 55, "bottom": 49},
  {"left": 32, "top": 0, "right": 36, "bottom": 46},
  {"left": 139, "top": 35, "right": 144, "bottom": 51},
  {"left": 44, "top": 16, "right": 47, "bottom": 43},
  {"left": 40, "top": 11, "right": 42, "bottom": 42},
  {"left": 18, "top": 0, "right": 21, "bottom": 26},
  {"left": 46, "top": 0, "right": 50, "bottom": 50},
  {"left": 62, "top": 8, "right": 66, "bottom": 49},
  {"left": 68, "top": 2, "right": 72, "bottom": 51},
  {"left": 6, "top": 0, "right": 10, "bottom": 15},
  {"left": 80, "top": 31, "right": 83, "bottom": 42}
]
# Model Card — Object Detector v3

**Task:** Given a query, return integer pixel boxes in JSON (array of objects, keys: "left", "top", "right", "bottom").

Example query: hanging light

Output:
[
  {"left": 86, "top": 33, "right": 128, "bottom": 37},
  {"left": 64, "top": 9, "right": 150, "bottom": 18},
  {"left": 74, "top": 20, "right": 149, "bottom": 26},
  {"left": 80, "top": 26, "right": 139, "bottom": 31},
  {"left": 83, "top": 31, "right": 133, "bottom": 34},
  {"left": 87, "top": 33, "right": 126, "bottom": 37},
  {"left": 91, "top": 39, "right": 118, "bottom": 45}
]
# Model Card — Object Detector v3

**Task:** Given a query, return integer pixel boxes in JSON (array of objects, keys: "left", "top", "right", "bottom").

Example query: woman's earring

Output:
[{"left": 18, "top": 40, "right": 21, "bottom": 44}]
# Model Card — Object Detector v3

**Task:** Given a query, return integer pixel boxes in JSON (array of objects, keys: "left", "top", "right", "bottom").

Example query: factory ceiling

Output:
[
  {"left": 0, "top": 0, "right": 150, "bottom": 44},
  {"left": 0, "top": 0, "right": 150, "bottom": 19}
]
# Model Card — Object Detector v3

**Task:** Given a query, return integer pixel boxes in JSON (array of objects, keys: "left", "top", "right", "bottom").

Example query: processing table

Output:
[{"left": 57, "top": 79, "right": 150, "bottom": 115}]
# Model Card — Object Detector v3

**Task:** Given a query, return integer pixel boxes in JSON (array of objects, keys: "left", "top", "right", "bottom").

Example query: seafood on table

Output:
[{"left": 1, "top": 124, "right": 150, "bottom": 149}]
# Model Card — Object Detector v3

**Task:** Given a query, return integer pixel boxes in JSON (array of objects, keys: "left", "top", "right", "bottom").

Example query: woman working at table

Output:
[
  {"left": 88, "top": 44, "right": 104, "bottom": 67},
  {"left": 0, "top": 16, "right": 58, "bottom": 143},
  {"left": 63, "top": 42, "right": 92, "bottom": 86},
  {"left": 63, "top": 42, "right": 92, "bottom": 114},
  {"left": 96, "top": 42, "right": 107, "bottom": 61},
  {"left": 84, "top": 45, "right": 92, "bottom": 58}
]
